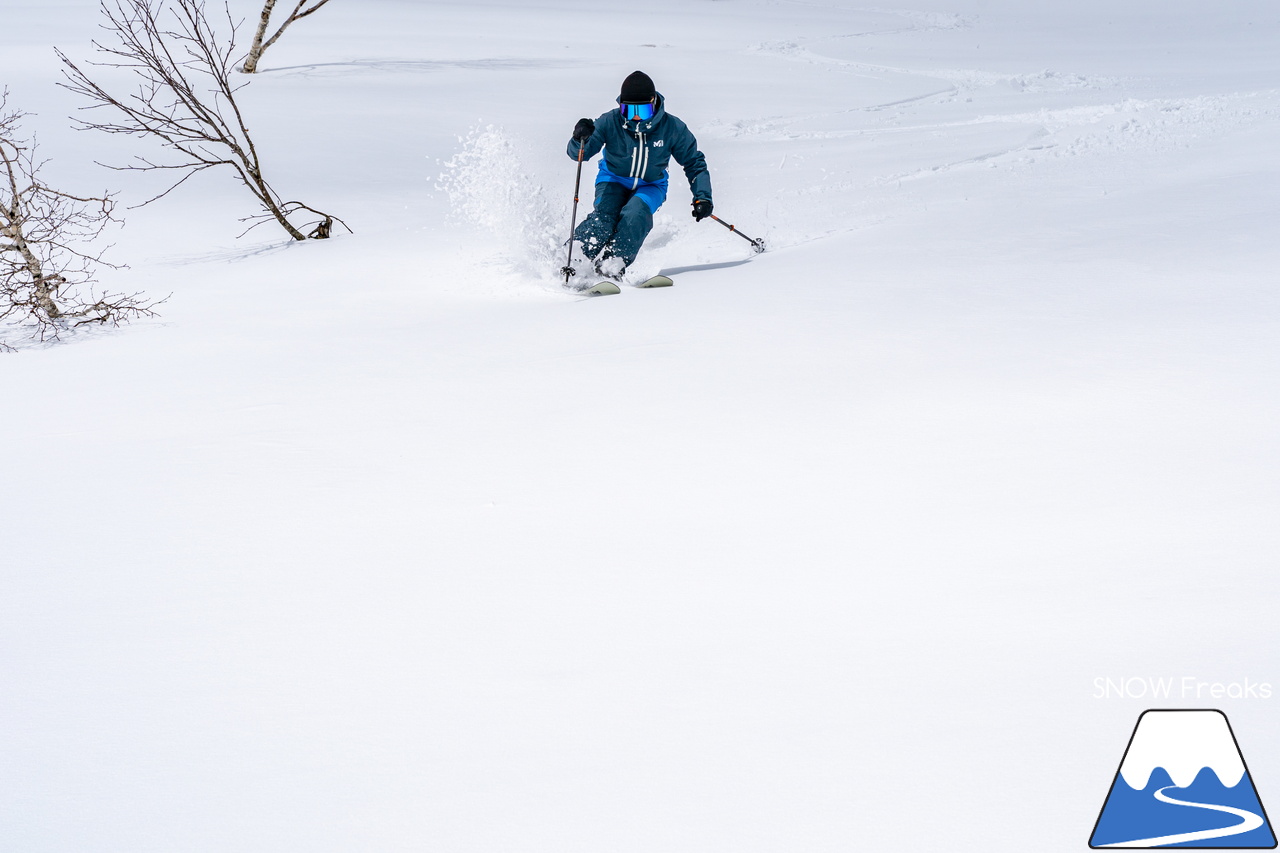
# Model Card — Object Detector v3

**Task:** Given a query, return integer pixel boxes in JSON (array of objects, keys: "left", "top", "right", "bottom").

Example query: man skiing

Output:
[{"left": 567, "top": 70, "right": 713, "bottom": 279}]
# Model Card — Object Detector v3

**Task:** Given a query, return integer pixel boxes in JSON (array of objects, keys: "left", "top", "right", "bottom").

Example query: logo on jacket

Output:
[
  {"left": 1089, "top": 710, "right": 1276, "bottom": 848},
  {"left": 653, "top": 139, "right": 664, "bottom": 147}
]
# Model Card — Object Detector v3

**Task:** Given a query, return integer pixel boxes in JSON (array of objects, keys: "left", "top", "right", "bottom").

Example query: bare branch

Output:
[
  {"left": 56, "top": 0, "right": 344, "bottom": 242},
  {"left": 1, "top": 88, "right": 160, "bottom": 348},
  {"left": 236, "top": 199, "right": 351, "bottom": 239}
]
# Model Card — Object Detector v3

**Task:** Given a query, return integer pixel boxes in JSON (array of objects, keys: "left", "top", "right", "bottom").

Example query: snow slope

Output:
[{"left": 3, "top": 1, "right": 1280, "bottom": 851}]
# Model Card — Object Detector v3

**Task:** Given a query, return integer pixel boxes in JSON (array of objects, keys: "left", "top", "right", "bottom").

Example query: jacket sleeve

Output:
[{"left": 670, "top": 121, "right": 712, "bottom": 202}]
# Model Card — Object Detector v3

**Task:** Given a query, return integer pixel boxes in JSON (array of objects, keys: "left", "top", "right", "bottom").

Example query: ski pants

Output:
[{"left": 573, "top": 182, "right": 654, "bottom": 269}]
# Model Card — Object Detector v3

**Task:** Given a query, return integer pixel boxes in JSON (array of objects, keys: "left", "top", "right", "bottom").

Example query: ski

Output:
[
  {"left": 583, "top": 281, "right": 621, "bottom": 296},
  {"left": 573, "top": 275, "right": 673, "bottom": 296},
  {"left": 636, "top": 275, "right": 673, "bottom": 288}
]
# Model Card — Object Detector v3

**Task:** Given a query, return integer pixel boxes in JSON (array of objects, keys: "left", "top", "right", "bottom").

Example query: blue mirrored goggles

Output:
[{"left": 620, "top": 102, "right": 655, "bottom": 122}]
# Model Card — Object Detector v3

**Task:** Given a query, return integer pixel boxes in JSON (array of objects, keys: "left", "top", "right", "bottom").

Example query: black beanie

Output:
[{"left": 620, "top": 70, "right": 656, "bottom": 103}]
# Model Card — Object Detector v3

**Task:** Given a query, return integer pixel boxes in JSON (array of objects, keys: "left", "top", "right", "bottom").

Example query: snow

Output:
[
  {"left": 1119, "top": 711, "right": 1246, "bottom": 789},
  {"left": 3, "top": 0, "right": 1280, "bottom": 850}
]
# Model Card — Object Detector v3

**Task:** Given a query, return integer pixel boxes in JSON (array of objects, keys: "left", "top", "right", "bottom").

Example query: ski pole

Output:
[
  {"left": 709, "top": 214, "right": 766, "bottom": 254},
  {"left": 561, "top": 143, "right": 586, "bottom": 283}
]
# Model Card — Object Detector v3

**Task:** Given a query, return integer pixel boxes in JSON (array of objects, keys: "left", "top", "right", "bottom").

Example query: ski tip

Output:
[
  {"left": 584, "top": 281, "right": 622, "bottom": 296},
  {"left": 635, "top": 275, "right": 674, "bottom": 289}
]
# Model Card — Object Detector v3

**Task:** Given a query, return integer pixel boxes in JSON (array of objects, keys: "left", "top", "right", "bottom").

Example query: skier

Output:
[{"left": 567, "top": 70, "right": 713, "bottom": 279}]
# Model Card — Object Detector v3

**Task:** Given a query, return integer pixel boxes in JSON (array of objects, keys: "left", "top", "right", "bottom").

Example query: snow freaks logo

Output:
[
  {"left": 1089, "top": 710, "right": 1277, "bottom": 848},
  {"left": 1094, "top": 677, "right": 1274, "bottom": 701}
]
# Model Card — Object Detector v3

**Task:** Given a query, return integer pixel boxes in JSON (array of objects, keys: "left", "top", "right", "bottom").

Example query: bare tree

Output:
[
  {"left": 1, "top": 90, "right": 160, "bottom": 346},
  {"left": 57, "top": 0, "right": 348, "bottom": 242},
  {"left": 241, "top": 0, "right": 334, "bottom": 73}
]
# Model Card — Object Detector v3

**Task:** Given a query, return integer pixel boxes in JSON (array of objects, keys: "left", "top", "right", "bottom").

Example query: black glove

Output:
[
  {"left": 572, "top": 118, "right": 595, "bottom": 141},
  {"left": 692, "top": 200, "right": 713, "bottom": 221}
]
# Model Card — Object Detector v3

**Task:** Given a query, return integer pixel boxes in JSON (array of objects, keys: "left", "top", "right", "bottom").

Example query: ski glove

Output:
[
  {"left": 692, "top": 200, "right": 713, "bottom": 221},
  {"left": 573, "top": 118, "right": 595, "bottom": 141}
]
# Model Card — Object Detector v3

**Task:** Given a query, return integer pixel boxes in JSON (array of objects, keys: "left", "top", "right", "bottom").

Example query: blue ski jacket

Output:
[{"left": 566, "top": 92, "right": 712, "bottom": 213}]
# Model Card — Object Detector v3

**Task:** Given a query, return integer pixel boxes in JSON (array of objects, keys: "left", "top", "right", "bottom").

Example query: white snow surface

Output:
[
  {"left": 1119, "top": 710, "right": 1246, "bottom": 790},
  {"left": 3, "top": 0, "right": 1280, "bottom": 850}
]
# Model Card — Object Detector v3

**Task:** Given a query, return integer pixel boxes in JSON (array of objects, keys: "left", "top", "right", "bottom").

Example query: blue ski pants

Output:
[{"left": 573, "top": 182, "right": 654, "bottom": 269}]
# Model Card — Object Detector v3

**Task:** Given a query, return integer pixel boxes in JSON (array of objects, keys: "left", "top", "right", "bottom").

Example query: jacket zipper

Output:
[{"left": 633, "top": 130, "right": 645, "bottom": 189}]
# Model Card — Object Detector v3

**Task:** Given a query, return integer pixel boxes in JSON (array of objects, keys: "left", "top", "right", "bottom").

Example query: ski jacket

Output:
[{"left": 566, "top": 92, "right": 713, "bottom": 205}]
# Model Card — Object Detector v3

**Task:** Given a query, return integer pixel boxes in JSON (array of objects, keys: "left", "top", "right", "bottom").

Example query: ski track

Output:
[
  {"left": 686, "top": 25, "right": 1280, "bottom": 251},
  {"left": 760, "top": 3, "right": 973, "bottom": 33},
  {"left": 748, "top": 39, "right": 1114, "bottom": 93},
  {"left": 426, "top": 7, "right": 1280, "bottom": 270}
]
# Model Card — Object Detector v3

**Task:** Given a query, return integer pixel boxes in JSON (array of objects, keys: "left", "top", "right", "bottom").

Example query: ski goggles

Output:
[{"left": 620, "top": 102, "right": 655, "bottom": 122}]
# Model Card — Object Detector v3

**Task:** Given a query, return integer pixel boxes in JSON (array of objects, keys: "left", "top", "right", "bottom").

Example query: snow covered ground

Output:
[{"left": 3, "top": 1, "right": 1280, "bottom": 850}]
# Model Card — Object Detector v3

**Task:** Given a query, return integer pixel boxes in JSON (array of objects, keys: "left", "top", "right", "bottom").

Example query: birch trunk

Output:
[
  {"left": 2, "top": 143, "right": 61, "bottom": 319},
  {"left": 16, "top": 243, "right": 62, "bottom": 319},
  {"left": 240, "top": 0, "right": 333, "bottom": 74},
  {"left": 241, "top": 0, "right": 278, "bottom": 73}
]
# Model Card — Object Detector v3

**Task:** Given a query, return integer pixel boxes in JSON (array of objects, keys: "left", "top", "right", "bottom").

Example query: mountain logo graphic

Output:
[{"left": 1090, "top": 709, "right": 1277, "bottom": 848}]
